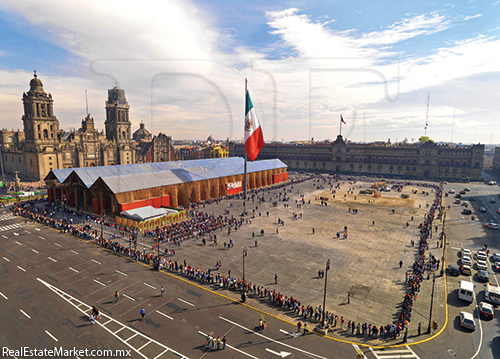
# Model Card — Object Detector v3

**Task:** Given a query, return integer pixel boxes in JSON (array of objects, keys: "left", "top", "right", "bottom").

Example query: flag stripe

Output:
[{"left": 244, "top": 126, "right": 265, "bottom": 162}]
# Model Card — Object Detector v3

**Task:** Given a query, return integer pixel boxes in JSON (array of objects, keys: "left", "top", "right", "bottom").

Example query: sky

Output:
[{"left": 0, "top": 0, "right": 499, "bottom": 144}]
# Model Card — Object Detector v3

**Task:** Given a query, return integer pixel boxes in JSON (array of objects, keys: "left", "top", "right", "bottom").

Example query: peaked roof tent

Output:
[
  {"left": 46, "top": 157, "right": 287, "bottom": 191},
  {"left": 120, "top": 206, "right": 177, "bottom": 221}
]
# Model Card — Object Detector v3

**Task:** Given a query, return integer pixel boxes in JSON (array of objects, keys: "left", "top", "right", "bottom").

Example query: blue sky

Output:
[{"left": 0, "top": 0, "right": 499, "bottom": 143}]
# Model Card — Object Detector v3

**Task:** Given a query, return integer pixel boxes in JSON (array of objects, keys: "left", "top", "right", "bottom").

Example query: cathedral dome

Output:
[
  {"left": 133, "top": 121, "right": 152, "bottom": 142},
  {"left": 29, "top": 71, "right": 46, "bottom": 94}
]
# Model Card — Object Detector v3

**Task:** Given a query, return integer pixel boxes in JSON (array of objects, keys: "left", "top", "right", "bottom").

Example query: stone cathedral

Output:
[{"left": 0, "top": 72, "right": 139, "bottom": 180}]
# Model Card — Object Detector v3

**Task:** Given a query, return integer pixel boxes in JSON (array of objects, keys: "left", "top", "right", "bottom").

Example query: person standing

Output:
[
  {"left": 114, "top": 291, "right": 119, "bottom": 303},
  {"left": 418, "top": 322, "right": 421, "bottom": 336},
  {"left": 399, "top": 260, "right": 403, "bottom": 268},
  {"left": 140, "top": 307, "right": 146, "bottom": 321},
  {"left": 347, "top": 292, "right": 351, "bottom": 304},
  {"left": 222, "top": 336, "right": 227, "bottom": 349},
  {"left": 297, "top": 321, "right": 302, "bottom": 333},
  {"left": 303, "top": 323, "right": 308, "bottom": 336},
  {"left": 160, "top": 286, "right": 164, "bottom": 297},
  {"left": 275, "top": 274, "right": 278, "bottom": 284}
]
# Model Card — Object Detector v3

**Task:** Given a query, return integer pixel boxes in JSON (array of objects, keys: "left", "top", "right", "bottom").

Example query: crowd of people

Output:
[{"left": 10, "top": 175, "right": 444, "bottom": 343}]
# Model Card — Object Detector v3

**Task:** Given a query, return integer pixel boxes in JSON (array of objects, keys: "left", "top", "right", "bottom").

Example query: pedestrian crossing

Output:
[
  {"left": 0, "top": 222, "right": 25, "bottom": 232},
  {"left": 369, "top": 346, "right": 420, "bottom": 359},
  {"left": 0, "top": 214, "right": 17, "bottom": 221}
]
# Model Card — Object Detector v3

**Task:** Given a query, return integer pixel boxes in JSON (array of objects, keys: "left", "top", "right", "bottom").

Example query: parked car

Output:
[
  {"left": 448, "top": 265, "right": 460, "bottom": 276},
  {"left": 477, "top": 270, "right": 489, "bottom": 282},
  {"left": 460, "top": 190, "right": 467, "bottom": 194},
  {"left": 455, "top": 194, "right": 462, "bottom": 198},
  {"left": 462, "top": 248, "right": 472, "bottom": 257},
  {"left": 477, "top": 260, "right": 488, "bottom": 271},
  {"left": 449, "top": 189, "right": 456, "bottom": 194},
  {"left": 461, "top": 201, "right": 469, "bottom": 206},
  {"left": 462, "top": 256, "right": 472, "bottom": 266},
  {"left": 477, "top": 251, "right": 488, "bottom": 261},
  {"left": 462, "top": 209, "right": 472, "bottom": 215},
  {"left": 493, "top": 261, "right": 500, "bottom": 272},
  {"left": 455, "top": 199, "right": 461, "bottom": 204},
  {"left": 460, "top": 312, "right": 476, "bottom": 330},
  {"left": 493, "top": 253, "right": 500, "bottom": 261},
  {"left": 460, "top": 265, "right": 472, "bottom": 275},
  {"left": 469, "top": 197, "right": 476, "bottom": 201},
  {"left": 464, "top": 188, "right": 471, "bottom": 192},
  {"left": 479, "top": 302, "right": 494, "bottom": 319}
]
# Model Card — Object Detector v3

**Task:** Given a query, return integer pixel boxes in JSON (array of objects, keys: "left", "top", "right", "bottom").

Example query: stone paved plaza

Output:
[{"left": 136, "top": 176, "right": 447, "bottom": 344}]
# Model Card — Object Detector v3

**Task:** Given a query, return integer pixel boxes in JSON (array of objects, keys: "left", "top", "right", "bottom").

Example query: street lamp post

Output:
[
  {"left": 321, "top": 259, "right": 331, "bottom": 326},
  {"left": 242, "top": 247, "right": 248, "bottom": 280}
]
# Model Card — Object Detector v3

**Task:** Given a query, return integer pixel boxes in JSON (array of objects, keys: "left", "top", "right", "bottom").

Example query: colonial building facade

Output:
[
  {"left": 0, "top": 72, "right": 173, "bottom": 180},
  {"left": 230, "top": 135, "right": 484, "bottom": 181}
]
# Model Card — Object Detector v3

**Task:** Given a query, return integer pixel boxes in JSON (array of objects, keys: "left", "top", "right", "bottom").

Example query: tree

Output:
[{"left": 418, "top": 136, "right": 433, "bottom": 143}]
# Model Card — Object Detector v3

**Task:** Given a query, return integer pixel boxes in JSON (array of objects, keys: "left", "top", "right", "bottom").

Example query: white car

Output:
[
  {"left": 460, "top": 311, "right": 476, "bottom": 331},
  {"left": 477, "top": 251, "right": 488, "bottom": 261},
  {"left": 477, "top": 260, "right": 488, "bottom": 271},
  {"left": 462, "top": 256, "right": 472, "bottom": 266},
  {"left": 485, "top": 223, "right": 500, "bottom": 230},
  {"left": 449, "top": 189, "right": 456, "bottom": 194},
  {"left": 462, "top": 249, "right": 472, "bottom": 257}
]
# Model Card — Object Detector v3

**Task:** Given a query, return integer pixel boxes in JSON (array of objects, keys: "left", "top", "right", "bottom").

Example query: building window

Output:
[
  {"left": 359, "top": 164, "right": 363, "bottom": 169},
  {"left": 453, "top": 168, "right": 458, "bottom": 173},
  {"left": 390, "top": 166, "right": 393, "bottom": 170},
  {"left": 461, "top": 168, "right": 467, "bottom": 173},
  {"left": 398, "top": 166, "right": 402, "bottom": 170},
  {"left": 30, "top": 159, "right": 33, "bottom": 165},
  {"left": 412, "top": 167, "right": 416, "bottom": 171},
  {"left": 323, "top": 162, "right": 326, "bottom": 167},
  {"left": 475, "top": 162, "right": 480, "bottom": 167},
  {"left": 406, "top": 166, "right": 410, "bottom": 171},
  {"left": 439, "top": 168, "right": 442, "bottom": 172},
  {"left": 425, "top": 160, "right": 430, "bottom": 165},
  {"left": 378, "top": 165, "right": 382, "bottom": 169}
]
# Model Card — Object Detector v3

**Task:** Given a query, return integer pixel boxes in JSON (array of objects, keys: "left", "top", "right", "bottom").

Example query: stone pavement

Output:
[{"left": 26, "top": 176, "right": 447, "bottom": 345}]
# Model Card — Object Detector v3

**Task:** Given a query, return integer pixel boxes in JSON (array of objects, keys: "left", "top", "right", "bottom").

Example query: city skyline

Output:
[{"left": 0, "top": 1, "right": 499, "bottom": 144}]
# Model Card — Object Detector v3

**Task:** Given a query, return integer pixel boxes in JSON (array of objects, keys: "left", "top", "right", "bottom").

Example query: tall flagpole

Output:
[
  {"left": 339, "top": 114, "right": 343, "bottom": 136},
  {"left": 243, "top": 78, "right": 248, "bottom": 216}
]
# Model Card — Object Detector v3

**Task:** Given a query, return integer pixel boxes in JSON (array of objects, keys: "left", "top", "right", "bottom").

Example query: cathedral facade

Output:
[{"left": 0, "top": 72, "right": 137, "bottom": 180}]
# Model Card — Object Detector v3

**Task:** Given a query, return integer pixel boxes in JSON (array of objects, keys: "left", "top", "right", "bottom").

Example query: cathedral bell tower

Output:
[
  {"left": 105, "top": 86, "right": 131, "bottom": 143},
  {"left": 22, "top": 71, "right": 60, "bottom": 144}
]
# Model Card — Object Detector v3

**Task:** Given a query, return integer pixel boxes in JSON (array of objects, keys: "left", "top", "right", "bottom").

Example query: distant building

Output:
[
  {"left": 230, "top": 135, "right": 484, "bottom": 180},
  {"left": 0, "top": 72, "right": 136, "bottom": 180},
  {"left": 0, "top": 72, "right": 177, "bottom": 180}
]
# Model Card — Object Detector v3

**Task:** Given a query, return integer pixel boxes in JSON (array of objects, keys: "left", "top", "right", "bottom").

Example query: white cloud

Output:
[
  {"left": 0, "top": 3, "right": 498, "bottom": 144},
  {"left": 463, "top": 14, "right": 482, "bottom": 21}
]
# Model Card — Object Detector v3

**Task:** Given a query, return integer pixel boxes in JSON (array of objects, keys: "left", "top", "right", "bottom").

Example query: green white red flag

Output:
[{"left": 244, "top": 89, "right": 264, "bottom": 161}]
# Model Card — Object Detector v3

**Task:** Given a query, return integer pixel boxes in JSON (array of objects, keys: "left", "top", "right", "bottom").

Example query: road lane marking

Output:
[
  {"left": 3, "top": 257, "right": 9, "bottom": 262},
  {"left": 153, "top": 350, "right": 169, "bottom": 359},
  {"left": 20, "top": 309, "right": 31, "bottom": 319},
  {"left": 45, "top": 330, "right": 58, "bottom": 342},
  {"left": 17, "top": 266, "right": 26, "bottom": 272},
  {"left": 13, "top": 233, "right": 19, "bottom": 236},
  {"left": 103, "top": 319, "right": 112, "bottom": 326},
  {"left": 92, "top": 259, "right": 101, "bottom": 265},
  {"left": 39, "top": 236, "right": 45, "bottom": 240},
  {"left": 199, "top": 331, "right": 258, "bottom": 358},
  {"left": 219, "top": 316, "right": 327, "bottom": 359},
  {"left": 155, "top": 310, "right": 173, "bottom": 320},
  {"left": 69, "top": 267, "right": 80, "bottom": 273},
  {"left": 177, "top": 298, "right": 195, "bottom": 307},
  {"left": 116, "top": 270, "right": 128, "bottom": 276},
  {"left": 143, "top": 282, "right": 156, "bottom": 289},
  {"left": 71, "top": 250, "right": 79, "bottom": 255},
  {"left": 0, "top": 292, "right": 7, "bottom": 300},
  {"left": 93, "top": 279, "right": 106, "bottom": 287},
  {"left": 122, "top": 293, "right": 136, "bottom": 301},
  {"left": 15, "top": 241, "right": 22, "bottom": 245},
  {"left": 2, "top": 235, "right": 7, "bottom": 239},
  {"left": 125, "top": 333, "right": 138, "bottom": 342},
  {"left": 48, "top": 257, "right": 57, "bottom": 262},
  {"left": 279, "top": 329, "right": 299, "bottom": 338},
  {"left": 35, "top": 228, "right": 40, "bottom": 231},
  {"left": 54, "top": 242, "right": 62, "bottom": 247},
  {"left": 32, "top": 249, "right": 39, "bottom": 254},
  {"left": 266, "top": 348, "right": 291, "bottom": 357},
  {"left": 24, "top": 230, "right": 31, "bottom": 234},
  {"left": 137, "top": 341, "right": 152, "bottom": 351}
]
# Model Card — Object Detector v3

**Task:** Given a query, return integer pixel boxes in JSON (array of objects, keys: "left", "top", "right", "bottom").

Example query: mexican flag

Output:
[{"left": 244, "top": 89, "right": 265, "bottom": 162}]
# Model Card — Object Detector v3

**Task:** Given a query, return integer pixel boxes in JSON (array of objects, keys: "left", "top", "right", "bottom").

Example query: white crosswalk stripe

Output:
[
  {"left": 0, "top": 223, "right": 26, "bottom": 232},
  {"left": 0, "top": 214, "right": 17, "bottom": 221},
  {"left": 369, "top": 346, "right": 420, "bottom": 359}
]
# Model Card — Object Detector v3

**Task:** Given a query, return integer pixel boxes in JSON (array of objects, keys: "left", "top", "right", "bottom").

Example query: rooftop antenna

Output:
[
  {"left": 451, "top": 109, "right": 455, "bottom": 143},
  {"left": 85, "top": 90, "right": 89, "bottom": 116},
  {"left": 424, "top": 92, "right": 430, "bottom": 136}
]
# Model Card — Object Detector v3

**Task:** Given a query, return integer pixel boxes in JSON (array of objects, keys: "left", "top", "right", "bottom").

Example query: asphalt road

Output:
[{"left": 0, "top": 210, "right": 363, "bottom": 359}]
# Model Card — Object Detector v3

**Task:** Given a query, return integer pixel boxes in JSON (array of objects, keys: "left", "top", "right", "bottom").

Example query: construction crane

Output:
[{"left": 424, "top": 92, "right": 430, "bottom": 136}]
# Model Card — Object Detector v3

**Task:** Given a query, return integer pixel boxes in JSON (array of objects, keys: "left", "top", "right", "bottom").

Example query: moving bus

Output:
[{"left": 485, "top": 283, "right": 500, "bottom": 305}]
